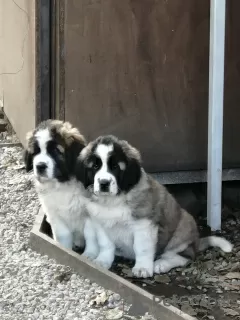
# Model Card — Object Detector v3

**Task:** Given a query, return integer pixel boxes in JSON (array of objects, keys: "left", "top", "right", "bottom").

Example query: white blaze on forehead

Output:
[
  {"left": 95, "top": 144, "right": 114, "bottom": 164},
  {"left": 33, "top": 128, "right": 55, "bottom": 180},
  {"left": 35, "top": 129, "right": 51, "bottom": 152},
  {"left": 94, "top": 143, "right": 118, "bottom": 195}
]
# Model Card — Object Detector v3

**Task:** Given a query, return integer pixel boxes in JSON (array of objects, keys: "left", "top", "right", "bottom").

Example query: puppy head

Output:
[
  {"left": 23, "top": 120, "right": 86, "bottom": 182},
  {"left": 76, "top": 135, "right": 142, "bottom": 196}
]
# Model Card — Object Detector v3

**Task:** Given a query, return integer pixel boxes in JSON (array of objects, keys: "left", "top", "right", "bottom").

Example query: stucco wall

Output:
[{"left": 0, "top": 0, "right": 35, "bottom": 146}]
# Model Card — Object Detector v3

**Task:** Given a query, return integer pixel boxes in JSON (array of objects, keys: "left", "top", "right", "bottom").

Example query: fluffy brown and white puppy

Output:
[
  {"left": 76, "top": 135, "right": 233, "bottom": 278},
  {"left": 24, "top": 119, "right": 98, "bottom": 256}
]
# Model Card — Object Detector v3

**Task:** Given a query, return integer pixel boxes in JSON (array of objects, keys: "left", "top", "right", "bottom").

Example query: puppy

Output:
[
  {"left": 24, "top": 119, "right": 98, "bottom": 257},
  {"left": 76, "top": 135, "right": 233, "bottom": 278}
]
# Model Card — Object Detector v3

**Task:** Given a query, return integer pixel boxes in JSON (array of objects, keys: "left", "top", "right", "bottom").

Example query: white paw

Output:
[
  {"left": 82, "top": 250, "right": 98, "bottom": 261},
  {"left": 154, "top": 259, "right": 170, "bottom": 274},
  {"left": 93, "top": 257, "right": 112, "bottom": 270},
  {"left": 132, "top": 264, "right": 153, "bottom": 278}
]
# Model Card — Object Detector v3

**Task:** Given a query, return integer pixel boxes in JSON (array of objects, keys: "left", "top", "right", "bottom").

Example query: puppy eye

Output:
[
  {"left": 93, "top": 164, "right": 99, "bottom": 170},
  {"left": 112, "top": 163, "right": 118, "bottom": 169}
]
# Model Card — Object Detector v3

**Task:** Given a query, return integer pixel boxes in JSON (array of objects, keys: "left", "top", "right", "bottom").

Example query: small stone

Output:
[
  {"left": 90, "top": 291, "right": 108, "bottom": 306},
  {"left": 223, "top": 308, "right": 239, "bottom": 316},
  {"left": 154, "top": 275, "right": 171, "bottom": 284},
  {"left": 225, "top": 272, "right": 240, "bottom": 280},
  {"left": 107, "top": 303, "right": 115, "bottom": 309},
  {"left": 71, "top": 274, "right": 77, "bottom": 280},
  {"left": 105, "top": 308, "right": 123, "bottom": 319},
  {"left": 216, "top": 289, "right": 223, "bottom": 294},
  {"left": 181, "top": 305, "right": 197, "bottom": 316},
  {"left": 204, "top": 261, "right": 214, "bottom": 270},
  {"left": 112, "top": 293, "right": 121, "bottom": 301}
]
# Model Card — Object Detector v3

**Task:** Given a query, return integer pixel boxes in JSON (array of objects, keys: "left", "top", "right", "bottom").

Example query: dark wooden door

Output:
[{"left": 62, "top": 0, "right": 240, "bottom": 173}]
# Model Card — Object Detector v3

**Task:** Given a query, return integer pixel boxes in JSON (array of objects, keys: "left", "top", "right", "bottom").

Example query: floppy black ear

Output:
[
  {"left": 65, "top": 140, "right": 85, "bottom": 175},
  {"left": 23, "top": 149, "right": 33, "bottom": 172},
  {"left": 75, "top": 158, "right": 91, "bottom": 189},
  {"left": 120, "top": 157, "right": 142, "bottom": 192}
]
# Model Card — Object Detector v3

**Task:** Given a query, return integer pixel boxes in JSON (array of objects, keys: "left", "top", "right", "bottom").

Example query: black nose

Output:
[
  {"left": 36, "top": 162, "right": 47, "bottom": 174},
  {"left": 99, "top": 179, "right": 110, "bottom": 192}
]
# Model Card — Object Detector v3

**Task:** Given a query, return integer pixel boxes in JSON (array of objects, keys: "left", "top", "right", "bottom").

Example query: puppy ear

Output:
[
  {"left": 75, "top": 157, "right": 90, "bottom": 188},
  {"left": 23, "top": 149, "right": 33, "bottom": 172},
  {"left": 65, "top": 140, "right": 86, "bottom": 175},
  {"left": 121, "top": 157, "right": 142, "bottom": 192}
]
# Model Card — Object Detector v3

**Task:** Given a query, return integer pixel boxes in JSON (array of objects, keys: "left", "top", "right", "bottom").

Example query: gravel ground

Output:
[{"left": 0, "top": 134, "right": 156, "bottom": 320}]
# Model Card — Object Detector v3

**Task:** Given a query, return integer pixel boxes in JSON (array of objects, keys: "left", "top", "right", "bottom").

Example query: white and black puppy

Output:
[
  {"left": 24, "top": 119, "right": 98, "bottom": 257},
  {"left": 76, "top": 135, "right": 233, "bottom": 278}
]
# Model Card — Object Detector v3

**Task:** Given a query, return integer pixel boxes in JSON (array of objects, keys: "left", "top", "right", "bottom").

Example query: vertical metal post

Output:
[{"left": 207, "top": 0, "right": 226, "bottom": 231}]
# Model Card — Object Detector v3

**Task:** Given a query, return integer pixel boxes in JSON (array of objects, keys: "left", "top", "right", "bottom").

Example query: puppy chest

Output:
[
  {"left": 107, "top": 223, "right": 134, "bottom": 250},
  {"left": 39, "top": 188, "right": 86, "bottom": 228},
  {"left": 87, "top": 201, "right": 135, "bottom": 252}
]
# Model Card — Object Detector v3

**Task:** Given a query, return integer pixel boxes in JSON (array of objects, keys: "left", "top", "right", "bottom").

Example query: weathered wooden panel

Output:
[
  {"left": 63, "top": 0, "right": 240, "bottom": 173},
  {"left": 222, "top": 0, "right": 240, "bottom": 169}
]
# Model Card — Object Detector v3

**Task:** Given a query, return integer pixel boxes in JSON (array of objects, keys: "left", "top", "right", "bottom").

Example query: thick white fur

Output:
[
  {"left": 198, "top": 236, "right": 233, "bottom": 252},
  {"left": 154, "top": 251, "right": 189, "bottom": 274},
  {"left": 34, "top": 129, "right": 55, "bottom": 180},
  {"left": 36, "top": 177, "right": 99, "bottom": 255},
  {"left": 32, "top": 129, "right": 98, "bottom": 254},
  {"left": 86, "top": 173, "right": 158, "bottom": 278}
]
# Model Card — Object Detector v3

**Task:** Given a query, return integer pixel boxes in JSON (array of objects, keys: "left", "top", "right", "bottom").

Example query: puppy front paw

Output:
[
  {"left": 132, "top": 262, "right": 153, "bottom": 278},
  {"left": 82, "top": 249, "right": 98, "bottom": 261},
  {"left": 93, "top": 256, "right": 113, "bottom": 270},
  {"left": 154, "top": 259, "right": 171, "bottom": 274}
]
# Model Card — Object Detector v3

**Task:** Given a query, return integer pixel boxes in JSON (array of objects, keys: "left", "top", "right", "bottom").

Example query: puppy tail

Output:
[{"left": 198, "top": 236, "right": 233, "bottom": 253}]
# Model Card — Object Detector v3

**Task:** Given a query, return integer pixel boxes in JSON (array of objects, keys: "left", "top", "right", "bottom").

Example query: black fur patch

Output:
[
  {"left": 52, "top": 139, "right": 85, "bottom": 182},
  {"left": 76, "top": 136, "right": 142, "bottom": 193},
  {"left": 65, "top": 140, "right": 85, "bottom": 176},
  {"left": 75, "top": 157, "right": 91, "bottom": 189}
]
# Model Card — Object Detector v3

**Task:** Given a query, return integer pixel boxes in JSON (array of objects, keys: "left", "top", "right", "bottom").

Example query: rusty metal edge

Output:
[{"left": 29, "top": 209, "right": 197, "bottom": 320}]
